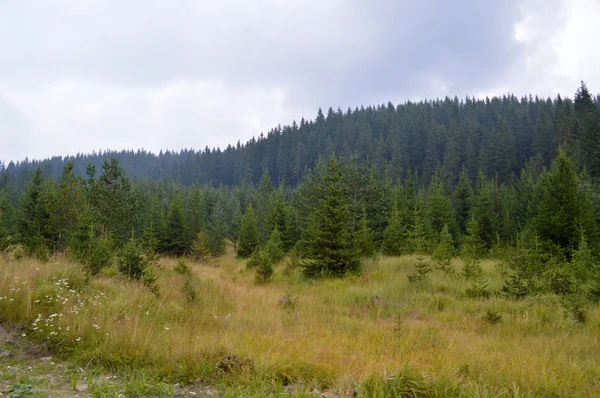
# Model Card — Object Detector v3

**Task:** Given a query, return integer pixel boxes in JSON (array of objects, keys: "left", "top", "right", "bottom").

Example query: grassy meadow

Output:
[{"left": 0, "top": 250, "right": 599, "bottom": 397}]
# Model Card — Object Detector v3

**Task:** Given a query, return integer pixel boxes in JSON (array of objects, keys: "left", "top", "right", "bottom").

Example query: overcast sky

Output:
[{"left": 1, "top": 0, "right": 600, "bottom": 163}]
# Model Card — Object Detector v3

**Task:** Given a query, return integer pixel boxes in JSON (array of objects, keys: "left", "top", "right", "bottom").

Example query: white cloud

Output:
[
  {"left": 0, "top": 78, "right": 306, "bottom": 161},
  {"left": 3, "top": 0, "right": 600, "bottom": 163}
]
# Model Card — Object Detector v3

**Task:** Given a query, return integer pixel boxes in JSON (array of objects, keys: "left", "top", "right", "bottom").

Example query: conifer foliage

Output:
[{"left": 301, "top": 155, "right": 361, "bottom": 278}]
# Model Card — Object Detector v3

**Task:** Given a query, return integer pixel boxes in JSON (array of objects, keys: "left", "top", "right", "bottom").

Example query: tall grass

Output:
[{"left": 0, "top": 252, "right": 599, "bottom": 396}]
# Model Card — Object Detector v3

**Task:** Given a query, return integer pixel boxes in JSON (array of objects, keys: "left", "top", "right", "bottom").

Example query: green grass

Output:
[{"left": 0, "top": 251, "right": 599, "bottom": 396}]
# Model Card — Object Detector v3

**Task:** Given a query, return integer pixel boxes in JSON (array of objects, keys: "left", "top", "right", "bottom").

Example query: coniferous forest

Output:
[
  {"left": 1, "top": 82, "right": 600, "bottom": 396},
  {"left": 2, "top": 83, "right": 600, "bottom": 275}
]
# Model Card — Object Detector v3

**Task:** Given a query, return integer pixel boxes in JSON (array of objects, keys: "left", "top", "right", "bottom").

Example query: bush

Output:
[
  {"left": 174, "top": 258, "right": 191, "bottom": 276},
  {"left": 407, "top": 255, "right": 431, "bottom": 284},
  {"left": 182, "top": 278, "right": 197, "bottom": 305},
  {"left": 484, "top": 309, "right": 502, "bottom": 325},
  {"left": 4, "top": 244, "right": 26, "bottom": 261},
  {"left": 253, "top": 249, "right": 274, "bottom": 284},
  {"left": 118, "top": 237, "right": 153, "bottom": 280},
  {"left": 465, "top": 276, "right": 490, "bottom": 299},
  {"left": 544, "top": 265, "right": 577, "bottom": 296},
  {"left": 561, "top": 294, "right": 587, "bottom": 323}
]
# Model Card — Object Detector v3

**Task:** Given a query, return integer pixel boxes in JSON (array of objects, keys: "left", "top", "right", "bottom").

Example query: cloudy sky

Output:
[{"left": 1, "top": 0, "right": 600, "bottom": 163}]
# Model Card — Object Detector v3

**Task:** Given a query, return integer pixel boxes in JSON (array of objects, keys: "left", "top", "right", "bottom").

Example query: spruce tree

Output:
[
  {"left": 264, "top": 227, "right": 284, "bottom": 264},
  {"left": 407, "top": 205, "right": 432, "bottom": 284},
  {"left": 237, "top": 204, "right": 260, "bottom": 258},
  {"left": 46, "top": 162, "right": 84, "bottom": 251},
  {"left": 302, "top": 155, "right": 361, "bottom": 277},
  {"left": 533, "top": 148, "right": 598, "bottom": 257},
  {"left": 432, "top": 224, "right": 455, "bottom": 275},
  {"left": 19, "top": 167, "right": 51, "bottom": 251},
  {"left": 161, "top": 191, "right": 189, "bottom": 255},
  {"left": 191, "top": 230, "right": 211, "bottom": 260},
  {"left": 206, "top": 198, "right": 228, "bottom": 256},
  {"left": 88, "top": 158, "right": 135, "bottom": 243},
  {"left": 453, "top": 169, "right": 473, "bottom": 234},
  {"left": 356, "top": 206, "right": 376, "bottom": 258},
  {"left": 381, "top": 203, "right": 408, "bottom": 256},
  {"left": 461, "top": 216, "right": 485, "bottom": 280},
  {"left": 426, "top": 170, "right": 457, "bottom": 242}
]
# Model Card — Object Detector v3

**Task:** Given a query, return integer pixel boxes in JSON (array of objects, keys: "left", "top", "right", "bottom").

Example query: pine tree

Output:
[
  {"left": 191, "top": 230, "right": 211, "bottom": 260},
  {"left": 264, "top": 227, "right": 284, "bottom": 264},
  {"left": 19, "top": 167, "right": 51, "bottom": 251},
  {"left": 461, "top": 216, "right": 484, "bottom": 280},
  {"left": 237, "top": 204, "right": 260, "bottom": 258},
  {"left": 0, "top": 189, "right": 14, "bottom": 250},
  {"left": 302, "top": 155, "right": 361, "bottom": 277},
  {"left": 453, "top": 169, "right": 473, "bottom": 234},
  {"left": 88, "top": 158, "right": 135, "bottom": 243},
  {"left": 356, "top": 206, "right": 376, "bottom": 258},
  {"left": 266, "top": 187, "right": 294, "bottom": 251},
  {"left": 472, "top": 173, "right": 500, "bottom": 251},
  {"left": 161, "top": 191, "right": 189, "bottom": 255},
  {"left": 187, "top": 187, "right": 205, "bottom": 243},
  {"left": 381, "top": 203, "right": 408, "bottom": 256},
  {"left": 46, "top": 162, "right": 84, "bottom": 251},
  {"left": 253, "top": 248, "right": 274, "bottom": 284},
  {"left": 253, "top": 170, "right": 274, "bottom": 244},
  {"left": 118, "top": 235, "right": 153, "bottom": 280},
  {"left": 533, "top": 148, "right": 598, "bottom": 257},
  {"left": 432, "top": 224, "right": 455, "bottom": 275},
  {"left": 407, "top": 205, "right": 432, "bottom": 284},
  {"left": 426, "top": 170, "right": 457, "bottom": 243},
  {"left": 206, "top": 198, "right": 227, "bottom": 256}
]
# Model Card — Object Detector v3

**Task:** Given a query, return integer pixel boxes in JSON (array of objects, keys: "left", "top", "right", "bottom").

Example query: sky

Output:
[{"left": 1, "top": 0, "right": 600, "bottom": 163}]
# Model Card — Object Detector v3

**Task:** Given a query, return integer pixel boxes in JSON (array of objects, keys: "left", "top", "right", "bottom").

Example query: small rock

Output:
[
  {"left": 0, "top": 351, "right": 11, "bottom": 358},
  {"left": 39, "top": 356, "right": 53, "bottom": 362}
]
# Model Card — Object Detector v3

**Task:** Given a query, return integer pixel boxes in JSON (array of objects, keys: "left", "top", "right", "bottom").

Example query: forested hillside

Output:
[
  {"left": 3, "top": 83, "right": 600, "bottom": 189},
  {"left": 0, "top": 82, "right": 599, "bottom": 300}
]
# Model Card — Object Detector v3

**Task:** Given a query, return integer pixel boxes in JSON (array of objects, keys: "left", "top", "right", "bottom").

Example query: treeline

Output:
[
  {"left": 2, "top": 83, "right": 600, "bottom": 190},
  {"left": 1, "top": 147, "right": 599, "bottom": 283},
  {"left": 0, "top": 83, "right": 599, "bottom": 306}
]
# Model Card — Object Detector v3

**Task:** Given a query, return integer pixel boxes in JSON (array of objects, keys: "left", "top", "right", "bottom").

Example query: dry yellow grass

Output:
[{"left": 0, "top": 251, "right": 599, "bottom": 396}]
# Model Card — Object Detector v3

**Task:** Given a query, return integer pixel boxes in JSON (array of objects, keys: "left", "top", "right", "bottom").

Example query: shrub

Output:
[
  {"left": 407, "top": 255, "right": 431, "bottom": 284},
  {"left": 182, "top": 278, "right": 197, "bottom": 305},
  {"left": 174, "top": 258, "right": 191, "bottom": 276},
  {"left": 253, "top": 249, "right": 274, "bottom": 284},
  {"left": 5, "top": 244, "right": 26, "bottom": 261},
  {"left": 118, "top": 237, "right": 153, "bottom": 280},
  {"left": 484, "top": 309, "right": 502, "bottom": 325}
]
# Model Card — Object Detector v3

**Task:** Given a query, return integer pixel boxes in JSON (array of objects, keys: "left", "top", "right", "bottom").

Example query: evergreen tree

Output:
[
  {"left": 264, "top": 227, "right": 285, "bottom": 264},
  {"left": 187, "top": 187, "right": 205, "bottom": 243},
  {"left": 302, "top": 155, "right": 361, "bottom": 277},
  {"left": 472, "top": 173, "right": 500, "bottom": 251},
  {"left": 426, "top": 170, "right": 457, "bottom": 243},
  {"left": 237, "top": 204, "right": 260, "bottom": 258},
  {"left": 356, "top": 206, "right": 376, "bottom": 258},
  {"left": 253, "top": 170, "right": 274, "bottom": 244},
  {"left": 191, "top": 230, "right": 211, "bottom": 260},
  {"left": 461, "top": 216, "right": 485, "bottom": 280},
  {"left": 432, "top": 224, "right": 455, "bottom": 275},
  {"left": 381, "top": 203, "right": 408, "bottom": 256},
  {"left": 46, "top": 162, "right": 84, "bottom": 251},
  {"left": 407, "top": 205, "right": 432, "bottom": 284},
  {"left": 88, "top": 157, "right": 136, "bottom": 243},
  {"left": 18, "top": 167, "right": 50, "bottom": 251},
  {"left": 533, "top": 148, "right": 598, "bottom": 257},
  {"left": 161, "top": 191, "right": 189, "bottom": 255},
  {"left": 206, "top": 198, "right": 228, "bottom": 256},
  {"left": 453, "top": 169, "right": 473, "bottom": 234}
]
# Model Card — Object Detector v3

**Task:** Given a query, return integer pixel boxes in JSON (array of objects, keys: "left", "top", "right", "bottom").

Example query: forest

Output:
[{"left": 0, "top": 82, "right": 599, "bottom": 396}]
